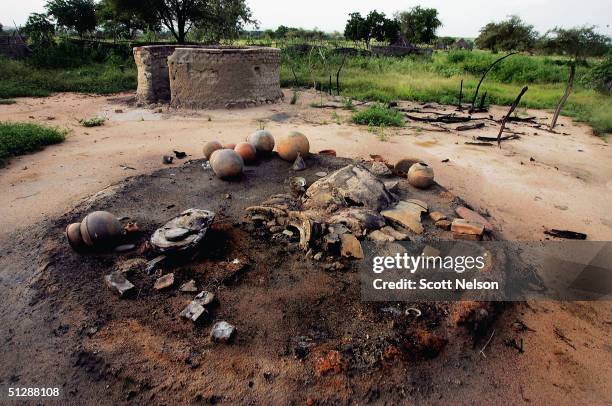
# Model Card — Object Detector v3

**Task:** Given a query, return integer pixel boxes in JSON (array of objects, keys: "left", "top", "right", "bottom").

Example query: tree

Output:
[
  {"left": 475, "top": 16, "right": 537, "bottom": 52},
  {"left": 541, "top": 27, "right": 610, "bottom": 129},
  {"left": 97, "top": 0, "right": 158, "bottom": 41},
  {"left": 396, "top": 6, "right": 441, "bottom": 44},
  {"left": 344, "top": 10, "right": 399, "bottom": 48},
  {"left": 22, "top": 13, "right": 56, "bottom": 47},
  {"left": 46, "top": 0, "right": 98, "bottom": 38},
  {"left": 114, "top": 0, "right": 255, "bottom": 44},
  {"left": 344, "top": 12, "right": 367, "bottom": 46}
]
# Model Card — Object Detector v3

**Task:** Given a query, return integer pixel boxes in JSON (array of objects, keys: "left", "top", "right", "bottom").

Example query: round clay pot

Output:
[
  {"left": 407, "top": 162, "right": 435, "bottom": 189},
  {"left": 203, "top": 140, "right": 223, "bottom": 160},
  {"left": 394, "top": 157, "right": 421, "bottom": 176},
  {"left": 66, "top": 222, "right": 86, "bottom": 251},
  {"left": 276, "top": 131, "right": 310, "bottom": 162},
  {"left": 234, "top": 142, "right": 257, "bottom": 164},
  {"left": 210, "top": 149, "right": 244, "bottom": 179},
  {"left": 223, "top": 142, "right": 236, "bottom": 150},
  {"left": 80, "top": 211, "right": 123, "bottom": 248},
  {"left": 247, "top": 130, "right": 275, "bottom": 155}
]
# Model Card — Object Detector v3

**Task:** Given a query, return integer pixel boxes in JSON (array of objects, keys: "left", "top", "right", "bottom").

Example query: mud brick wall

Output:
[
  {"left": 134, "top": 45, "right": 184, "bottom": 104},
  {"left": 168, "top": 47, "right": 283, "bottom": 109}
]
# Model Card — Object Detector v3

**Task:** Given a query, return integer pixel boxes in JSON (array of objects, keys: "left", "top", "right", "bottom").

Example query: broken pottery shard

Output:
[
  {"left": 380, "top": 226, "right": 409, "bottom": 241},
  {"left": 146, "top": 255, "right": 166, "bottom": 274},
  {"left": 370, "top": 161, "right": 392, "bottom": 177},
  {"left": 368, "top": 230, "right": 396, "bottom": 242},
  {"left": 328, "top": 208, "right": 386, "bottom": 235},
  {"left": 429, "top": 211, "right": 448, "bottom": 222},
  {"left": 451, "top": 219, "right": 484, "bottom": 240},
  {"left": 381, "top": 201, "right": 426, "bottom": 234},
  {"left": 180, "top": 301, "right": 207, "bottom": 322},
  {"left": 405, "top": 199, "right": 428, "bottom": 212},
  {"left": 194, "top": 291, "right": 216, "bottom": 306},
  {"left": 165, "top": 227, "right": 192, "bottom": 241},
  {"left": 179, "top": 279, "right": 198, "bottom": 292},
  {"left": 150, "top": 209, "right": 215, "bottom": 253},
  {"left": 340, "top": 234, "right": 364, "bottom": 259},
  {"left": 292, "top": 153, "right": 306, "bottom": 171},
  {"left": 154, "top": 273, "right": 175, "bottom": 290},
  {"left": 210, "top": 321, "right": 236, "bottom": 343},
  {"left": 304, "top": 165, "right": 395, "bottom": 212},
  {"left": 435, "top": 219, "right": 452, "bottom": 230},
  {"left": 455, "top": 206, "right": 493, "bottom": 232},
  {"left": 287, "top": 211, "right": 322, "bottom": 250},
  {"left": 180, "top": 291, "right": 215, "bottom": 323},
  {"left": 104, "top": 272, "right": 135, "bottom": 298}
]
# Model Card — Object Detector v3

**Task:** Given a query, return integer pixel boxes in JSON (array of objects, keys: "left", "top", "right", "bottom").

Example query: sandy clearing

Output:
[
  {"left": 0, "top": 90, "right": 610, "bottom": 404},
  {"left": 0, "top": 90, "right": 611, "bottom": 244}
]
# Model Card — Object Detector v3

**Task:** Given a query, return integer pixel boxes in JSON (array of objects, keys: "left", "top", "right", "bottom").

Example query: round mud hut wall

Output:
[
  {"left": 134, "top": 45, "right": 201, "bottom": 104},
  {"left": 168, "top": 47, "right": 283, "bottom": 109}
]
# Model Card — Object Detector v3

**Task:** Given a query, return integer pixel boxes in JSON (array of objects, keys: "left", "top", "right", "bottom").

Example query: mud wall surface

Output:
[
  {"left": 168, "top": 47, "right": 283, "bottom": 109},
  {"left": 134, "top": 45, "right": 176, "bottom": 104},
  {"left": 133, "top": 45, "right": 202, "bottom": 104}
]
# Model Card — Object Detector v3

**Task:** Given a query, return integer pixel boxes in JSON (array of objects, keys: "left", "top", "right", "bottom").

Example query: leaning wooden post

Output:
[
  {"left": 458, "top": 79, "right": 463, "bottom": 107},
  {"left": 550, "top": 62, "right": 576, "bottom": 131},
  {"left": 497, "top": 86, "right": 528, "bottom": 147},
  {"left": 471, "top": 52, "right": 518, "bottom": 112}
]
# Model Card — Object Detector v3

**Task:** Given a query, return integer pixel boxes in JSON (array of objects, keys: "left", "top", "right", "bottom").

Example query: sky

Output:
[{"left": 2, "top": 0, "right": 611, "bottom": 38}]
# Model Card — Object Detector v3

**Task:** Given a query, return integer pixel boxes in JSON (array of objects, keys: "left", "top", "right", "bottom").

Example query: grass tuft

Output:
[
  {"left": 352, "top": 104, "right": 404, "bottom": 127},
  {"left": 0, "top": 121, "right": 66, "bottom": 166},
  {"left": 0, "top": 99, "right": 17, "bottom": 105},
  {"left": 79, "top": 117, "right": 106, "bottom": 127}
]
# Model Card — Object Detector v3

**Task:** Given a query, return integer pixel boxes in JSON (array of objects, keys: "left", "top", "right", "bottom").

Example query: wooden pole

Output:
[
  {"left": 497, "top": 86, "right": 528, "bottom": 147},
  {"left": 471, "top": 52, "right": 517, "bottom": 112}
]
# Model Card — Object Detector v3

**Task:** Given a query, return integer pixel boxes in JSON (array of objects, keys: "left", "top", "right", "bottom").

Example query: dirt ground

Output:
[{"left": 0, "top": 90, "right": 611, "bottom": 404}]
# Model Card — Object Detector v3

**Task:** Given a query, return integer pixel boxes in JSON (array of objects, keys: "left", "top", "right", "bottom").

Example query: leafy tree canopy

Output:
[
  {"left": 22, "top": 13, "right": 56, "bottom": 47},
  {"left": 46, "top": 0, "right": 97, "bottom": 37},
  {"left": 344, "top": 10, "right": 399, "bottom": 48},
  {"left": 475, "top": 15, "right": 537, "bottom": 52},
  {"left": 395, "top": 6, "right": 441, "bottom": 44},
  {"left": 113, "top": 0, "right": 255, "bottom": 44},
  {"left": 540, "top": 26, "right": 610, "bottom": 60}
]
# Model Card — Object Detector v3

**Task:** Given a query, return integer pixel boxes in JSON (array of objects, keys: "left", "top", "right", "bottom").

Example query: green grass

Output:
[
  {"left": 0, "top": 56, "right": 136, "bottom": 98},
  {"left": 79, "top": 117, "right": 106, "bottom": 127},
  {"left": 352, "top": 104, "right": 404, "bottom": 127},
  {"left": 1, "top": 45, "right": 609, "bottom": 136},
  {"left": 0, "top": 122, "right": 67, "bottom": 166},
  {"left": 281, "top": 50, "right": 612, "bottom": 136},
  {"left": 0, "top": 99, "right": 17, "bottom": 105}
]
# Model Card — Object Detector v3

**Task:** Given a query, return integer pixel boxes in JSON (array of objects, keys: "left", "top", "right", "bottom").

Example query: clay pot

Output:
[
  {"left": 203, "top": 141, "right": 223, "bottom": 160},
  {"left": 80, "top": 211, "right": 123, "bottom": 248},
  {"left": 407, "top": 162, "right": 435, "bottom": 189},
  {"left": 66, "top": 222, "right": 86, "bottom": 251},
  {"left": 223, "top": 143, "right": 236, "bottom": 150},
  {"left": 394, "top": 157, "right": 421, "bottom": 176},
  {"left": 276, "top": 131, "right": 310, "bottom": 162},
  {"left": 234, "top": 142, "right": 257, "bottom": 164},
  {"left": 247, "top": 130, "right": 275, "bottom": 155},
  {"left": 210, "top": 149, "right": 244, "bottom": 179}
]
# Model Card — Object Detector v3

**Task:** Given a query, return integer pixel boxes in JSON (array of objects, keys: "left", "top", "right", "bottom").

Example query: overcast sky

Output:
[{"left": 2, "top": 0, "right": 611, "bottom": 37}]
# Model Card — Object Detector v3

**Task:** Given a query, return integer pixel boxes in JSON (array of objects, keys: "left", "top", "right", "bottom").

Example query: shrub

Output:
[
  {"left": 352, "top": 104, "right": 404, "bottom": 127},
  {"left": 0, "top": 122, "right": 66, "bottom": 166},
  {"left": 79, "top": 117, "right": 106, "bottom": 127}
]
